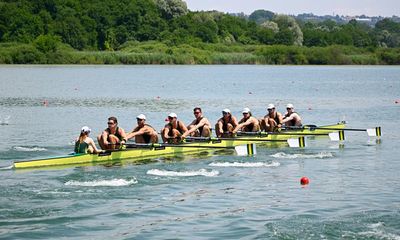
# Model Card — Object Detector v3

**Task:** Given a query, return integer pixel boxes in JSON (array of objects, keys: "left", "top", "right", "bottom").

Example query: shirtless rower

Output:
[
  {"left": 161, "top": 113, "right": 188, "bottom": 143},
  {"left": 97, "top": 116, "right": 127, "bottom": 150},
  {"left": 126, "top": 114, "right": 158, "bottom": 144},
  {"left": 282, "top": 103, "right": 302, "bottom": 127},
  {"left": 260, "top": 104, "right": 283, "bottom": 132},
  {"left": 233, "top": 108, "right": 260, "bottom": 133},
  {"left": 182, "top": 107, "right": 212, "bottom": 138},
  {"left": 215, "top": 108, "right": 238, "bottom": 137}
]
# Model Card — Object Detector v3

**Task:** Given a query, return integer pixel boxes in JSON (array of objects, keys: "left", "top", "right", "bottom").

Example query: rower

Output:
[
  {"left": 75, "top": 126, "right": 101, "bottom": 154},
  {"left": 260, "top": 103, "right": 283, "bottom": 132},
  {"left": 97, "top": 116, "right": 127, "bottom": 150},
  {"left": 215, "top": 108, "right": 238, "bottom": 137},
  {"left": 282, "top": 103, "right": 302, "bottom": 127},
  {"left": 161, "top": 113, "right": 188, "bottom": 143},
  {"left": 233, "top": 108, "right": 260, "bottom": 134},
  {"left": 126, "top": 114, "right": 159, "bottom": 144},
  {"left": 182, "top": 107, "right": 212, "bottom": 138}
]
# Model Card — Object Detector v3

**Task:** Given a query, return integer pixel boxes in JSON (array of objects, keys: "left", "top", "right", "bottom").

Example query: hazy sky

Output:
[{"left": 184, "top": 0, "right": 399, "bottom": 17}]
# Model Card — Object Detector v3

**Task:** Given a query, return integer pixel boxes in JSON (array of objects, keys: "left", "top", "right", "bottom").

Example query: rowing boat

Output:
[
  {"left": 14, "top": 141, "right": 255, "bottom": 169},
  {"left": 13, "top": 122, "right": 346, "bottom": 169}
]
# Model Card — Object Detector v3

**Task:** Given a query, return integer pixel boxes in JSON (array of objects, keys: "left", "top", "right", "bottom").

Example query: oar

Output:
[
  {"left": 186, "top": 136, "right": 306, "bottom": 148},
  {"left": 237, "top": 131, "right": 330, "bottom": 137},
  {"left": 121, "top": 142, "right": 257, "bottom": 156},
  {"left": 284, "top": 125, "right": 382, "bottom": 137}
]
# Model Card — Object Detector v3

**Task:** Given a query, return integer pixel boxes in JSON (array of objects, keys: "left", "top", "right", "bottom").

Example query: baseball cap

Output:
[
  {"left": 242, "top": 107, "right": 251, "bottom": 113},
  {"left": 286, "top": 103, "right": 294, "bottom": 109},
  {"left": 222, "top": 108, "right": 231, "bottom": 114},
  {"left": 136, "top": 114, "right": 146, "bottom": 120},
  {"left": 168, "top": 112, "right": 177, "bottom": 118},
  {"left": 81, "top": 126, "right": 91, "bottom": 133},
  {"left": 267, "top": 104, "right": 275, "bottom": 109}
]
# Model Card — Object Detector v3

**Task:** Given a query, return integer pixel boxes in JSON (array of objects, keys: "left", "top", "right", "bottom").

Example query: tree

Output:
[
  {"left": 273, "top": 15, "right": 303, "bottom": 46},
  {"left": 249, "top": 10, "right": 275, "bottom": 24},
  {"left": 155, "top": 0, "right": 188, "bottom": 20}
]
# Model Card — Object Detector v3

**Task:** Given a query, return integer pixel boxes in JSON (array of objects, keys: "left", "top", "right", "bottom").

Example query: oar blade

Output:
[
  {"left": 329, "top": 130, "right": 345, "bottom": 141},
  {"left": 367, "top": 127, "right": 382, "bottom": 137},
  {"left": 287, "top": 137, "right": 307, "bottom": 148},
  {"left": 235, "top": 144, "right": 257, "bottom": 156}
]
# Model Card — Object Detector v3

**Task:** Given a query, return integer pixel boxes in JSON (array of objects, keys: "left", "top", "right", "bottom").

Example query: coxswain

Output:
[
  {"left": 233, "top": 108, "right": 260, "bottom": 133},
  {"left": 97, "top": 116, "right": 127, "bottom": 150},
  {"left": 282, "top": 103, "right": 302, "bottom": 127},
  {"left": 260, "top": 103, "right": 283, "bottom": 132},
  {"left": 75, "top": 126, "right": 101, "bottom": 154},
  {"left": 182, "top": 107, "right": 212, "bottom": 138},
  {"left": 161, "top": 113, "right": 188, "bottom": 143},
  {"left": 215, "top": 108, "right": 238, "bottom": 137},
  {"left": 126, "top": 114, "right": 158, "bottom": 144}
]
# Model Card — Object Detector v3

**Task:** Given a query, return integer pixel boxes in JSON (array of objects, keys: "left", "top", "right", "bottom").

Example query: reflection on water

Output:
[{"left": 0, "top": 65, "right": 399, "bottom": 239}]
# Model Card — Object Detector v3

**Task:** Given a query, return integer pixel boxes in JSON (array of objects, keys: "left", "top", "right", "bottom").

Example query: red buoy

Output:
[{"left": 300, "top": 177, "right": 309, "bottom": 185}]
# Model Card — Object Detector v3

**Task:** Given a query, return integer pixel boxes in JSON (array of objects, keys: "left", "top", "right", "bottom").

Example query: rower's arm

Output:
[
  {"left": 277, "top": 113, "right": 284, "bottom": 127},
  {"left": 231, "top": 117, "right": 239, "bottom": 128},
  {"left": 88, "top": 138, "right": 101, "bottom": 153},
  {"left": 162, "top": 126, "right": 170, "bottom": 139},
  {"left": 119, "top": 128, "right": 127, "bottom": 143},
  {"left": 101, "top": 130, "right": 109, "bottom": 144},
  {"left": 233, "top": 118, "right": 256, "bottom": 133},
  {"left": 282, "top": 115, "right": 293, "bottom": 124},
  {"left": 126, "top": 131, "right": 137, "bottom": 140}
]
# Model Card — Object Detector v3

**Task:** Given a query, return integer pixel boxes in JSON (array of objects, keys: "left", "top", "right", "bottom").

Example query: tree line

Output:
[{"left": 0, "top": 0, "right": 399, "bottom": 64}]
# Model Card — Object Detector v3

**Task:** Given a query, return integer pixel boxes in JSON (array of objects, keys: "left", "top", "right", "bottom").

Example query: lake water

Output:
[{"left": 0, "top": 65, "right": 399, "bottom": 239}]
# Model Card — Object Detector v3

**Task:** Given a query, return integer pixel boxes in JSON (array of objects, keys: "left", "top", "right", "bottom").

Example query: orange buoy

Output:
[{"left": 300, "top": 177, "right": 309, "bottom": 185}]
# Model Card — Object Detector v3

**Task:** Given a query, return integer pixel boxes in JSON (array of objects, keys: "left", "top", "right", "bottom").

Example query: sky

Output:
[{"left": 184, "top": 0, "right": 399, "bottom": 17}]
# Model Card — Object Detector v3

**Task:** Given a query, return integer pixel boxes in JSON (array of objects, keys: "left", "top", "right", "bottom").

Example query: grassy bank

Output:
[{"left": 0, "top": 41, "right": 399, "bottom": 65}]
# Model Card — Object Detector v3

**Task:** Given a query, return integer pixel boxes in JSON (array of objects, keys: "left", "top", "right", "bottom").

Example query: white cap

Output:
[
  {"left": 136, "top": 114, "right": 146, "bottom": 120},
  {"left": 81, "top": 126, "right": 91, "bottom": 133},
  {"left": 286, "top": 103, "right": 294, "bottom": 109},
  {"left": 267, "top": 104, "right": 275, "bottom": 109},
  {"left": 222, "top": 108, "right": 231, "bottom": 114},
  {"left": 242, "top": 107, "right": 251, "bottom": 113},
  {"left": 168, "top": 112, "right": 177, "bottom": 118}
]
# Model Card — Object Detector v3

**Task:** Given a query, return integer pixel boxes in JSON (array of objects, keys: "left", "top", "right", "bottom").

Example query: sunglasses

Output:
[
  {"left": 222, "top": 112, "right": 229, "bottom": 115},
  {"left": 107, "top": 122, "right": 115, "bottom": 125},
  {"left": 168, "top": 116, "right": 174, "bottom": 120},
  {"left": 287, "top": 108, "right": 292, "bottom": 110},
  {"left": 194, "top": 111, "right": 201, "bottom": 114},
  {"left": 268, "top": 108, "right": 274, "bottom": 111}
]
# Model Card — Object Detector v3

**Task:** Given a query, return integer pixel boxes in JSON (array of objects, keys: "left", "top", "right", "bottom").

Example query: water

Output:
[{"left": 0, "top": 65, "right": 399, "bottom": 239}]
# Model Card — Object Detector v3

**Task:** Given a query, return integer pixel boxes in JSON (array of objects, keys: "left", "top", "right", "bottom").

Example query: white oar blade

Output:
[
  {"left": 329, "top": 131, "right": 345, "bottom": 141},
  {"left": 287, "top": 137, "right": 307, "bottom": 148},
  {"left": 235, "top": 144, "right": 256, "bottom": 156},
  {"left": 367, "top": 127, "right": 381, "bottom": 137},
  {"left": 329, "top": 132, "right": 340, "bottom": 141}
]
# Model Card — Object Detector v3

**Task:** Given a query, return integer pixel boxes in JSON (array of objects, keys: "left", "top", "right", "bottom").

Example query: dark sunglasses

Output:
[
  {"left": 194, "top": 111, "right": 201, "bottom": 114},
  {"left": 108, "top": 122, "right": 115, "bottom": 125},
  {"left": 168, "top": 116, "right": 174, "bottom": 120}
]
